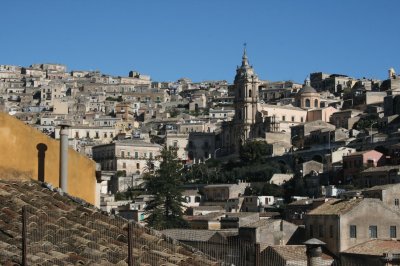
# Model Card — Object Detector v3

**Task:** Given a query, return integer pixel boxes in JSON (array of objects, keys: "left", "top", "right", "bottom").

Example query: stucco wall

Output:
[{"left": 0, "top": 113, "right": 97, "bottom": 204}]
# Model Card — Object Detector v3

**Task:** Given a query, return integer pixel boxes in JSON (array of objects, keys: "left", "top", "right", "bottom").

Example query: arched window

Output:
[
  {"left": 314, "top": 99, "right": 319, "bottom": 108},
  {"left": 249, "top": 89, "right": 252, "bottom": 97},
  {"left": 305, "top": 99, "right": 310, "bottom": 108}
]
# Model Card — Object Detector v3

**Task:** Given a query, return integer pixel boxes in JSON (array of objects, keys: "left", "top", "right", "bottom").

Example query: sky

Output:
[{"left": 1, "top": 0, "right": 400, "bottom": 83}]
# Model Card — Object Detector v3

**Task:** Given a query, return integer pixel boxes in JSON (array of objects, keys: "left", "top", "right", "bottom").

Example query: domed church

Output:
[{"left": 295, "top": 78, "right": 320, "bottom": 109}]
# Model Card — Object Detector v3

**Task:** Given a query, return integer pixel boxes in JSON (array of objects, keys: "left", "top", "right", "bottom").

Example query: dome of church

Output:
[
  {"left": 298, "top": 79, "right": 317, "bottom": 95},
  {"left": 298, "top": 84, "right": 317, "bottom": 94}
]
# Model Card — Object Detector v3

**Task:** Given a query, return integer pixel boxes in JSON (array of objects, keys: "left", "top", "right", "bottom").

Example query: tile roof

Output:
[
  {"left": 361, "top": 165, "right": 400, "bottom": 173},
  {"left": 362, "top": 183, "right": 400, "bottom": 191},
  {"left": 162, "top": 229, "right": 237, "bottom": 242},
  {"left": 264, "top": 245, "right": 334, "bottom": 263},
  {"left": 307, "top": 198, "right": 364, "bottom": 216},
  {"left": 342, "top": 239, "right": 400, "bottom": 256},
  {"left": 0, "top": 179, "right": 219, "bottom": 265},
  {"left": 240, "top": 218, "right": 276, "bottom": 228}
]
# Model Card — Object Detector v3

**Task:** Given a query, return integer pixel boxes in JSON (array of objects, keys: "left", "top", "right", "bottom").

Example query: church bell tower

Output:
[{"left": 233, "top": 45, "right": 260, "bottom": 146}]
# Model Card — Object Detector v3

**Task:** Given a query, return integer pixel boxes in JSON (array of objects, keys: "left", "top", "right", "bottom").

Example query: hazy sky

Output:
[{"left": 1, "top": 0, "right": 399, "bottom": 83}]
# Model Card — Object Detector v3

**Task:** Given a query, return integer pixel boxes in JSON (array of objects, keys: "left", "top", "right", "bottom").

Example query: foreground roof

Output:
[
  {"left": 0, "top": 179, "right": 219, "bottom": 265},
  {"left": 342, "top": 239, "right": 400, "bottom": 256}
]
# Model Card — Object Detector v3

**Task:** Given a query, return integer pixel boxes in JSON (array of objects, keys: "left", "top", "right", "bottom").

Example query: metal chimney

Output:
[
  {"left": 304, "top": 238, "right": 326, "bottom": 266},
  {"left": 59, "top": 124, "right": 69, "bottom": 192}
]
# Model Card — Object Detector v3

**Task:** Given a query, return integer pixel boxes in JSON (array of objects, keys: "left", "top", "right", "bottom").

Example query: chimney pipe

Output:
[
  {"left": 304, "top": 238, "right": 326, "bottom": 266},
  {"left": 59, "top": 124, "right": 69, "bottom": 193}
]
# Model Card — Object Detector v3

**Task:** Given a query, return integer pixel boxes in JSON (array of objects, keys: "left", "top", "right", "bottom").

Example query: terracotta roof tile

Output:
[
  {"left": 308, "top": 198, "right": 364, "bottom": 215},
  {"left": 0, "top": 179, "right": 220, "bottom": 265},
  {"left": 342, "top": 239, "right": 400, "bottom": 256}
]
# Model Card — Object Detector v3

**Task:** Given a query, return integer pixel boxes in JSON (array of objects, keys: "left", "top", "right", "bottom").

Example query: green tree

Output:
[
  {"left": 239, "top": 140, "right": 270, "bottom": 164},
  {"left": 261, "top": 183, "right": 284, "bottom": 197},
  {"left": 143, "top": 147, "right": 188, "bottom": 229}
]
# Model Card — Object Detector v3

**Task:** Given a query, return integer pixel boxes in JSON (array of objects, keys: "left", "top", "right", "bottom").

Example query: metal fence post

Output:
[
  {"left": 254, "top": 243, "right": 260, "bottom": 266},
  {"left": 22, "top": 205, "right": 27, "bottom": 266},
  {"left": 128, "top": 222, "right": 134, "bottom": 266}
]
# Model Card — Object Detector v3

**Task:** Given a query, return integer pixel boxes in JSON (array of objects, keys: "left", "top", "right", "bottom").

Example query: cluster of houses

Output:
[{"left": 2, "top": 50, "right": 400, "bottom": 264}]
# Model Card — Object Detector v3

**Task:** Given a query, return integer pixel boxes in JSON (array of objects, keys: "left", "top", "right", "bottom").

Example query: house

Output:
[
  {"left": 185, "top": 212, "right": 225, "bottom": 230},
  {"left": 240, "top": 195, "right": 275, "bottom": 212},
  {"left": 361, "top": 183, "right": 400, "bottom": 208},
  {"left": 220, "top": 212, "right": 260, "bottom": 229},
  {"left": 290, "top": 120, "right": 335, "bottom": 148},
  {"left": 203, "top": 182, "right": 249, "bottom": 201},
  {"left": 285, "top": 198, "right": 328, "bottom": 225},
  {"left": 305, "top": 197, "right": 400, "bottom": 255},
  {"left": 343, "top": 150, "right": 385, "bottom": 183},
  {"left": 330, "top": 109, "right": 363, "bottom": 129},
  {"left": 239, "top": 219, "right": 301, "bottom": 245},
  {"left": 182, "top": 189, "right": 202, "bottom": 208},
  {"left": 260, "top": 104, "right": 308, "bottom": 133},
  {"left": 92, "top": 139, "right": 161, "bottom": 175},
  {"left": 261, "top": 244, "right": 334, "bottom": 266},
  {"left": 358, "top": 165, "right": 400, "bottom": 188}
]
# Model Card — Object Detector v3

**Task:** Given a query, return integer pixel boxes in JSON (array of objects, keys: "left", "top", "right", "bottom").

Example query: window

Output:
[
  {"left": 86, "top": 131, "right": 90, "bottom": 138},
  {"left": 305, "top": 99, "right": 310, "bottom": 107},
  {"left": 309, "top": 225, "right": 313, "bottom": 237},
  {"left": 122, "top": 162, "right": 126, "bottom": 169},
  {"left": 314, "top": 99, "right": 319, "bottom": 108},
  {"left": 121, "top": 150, "right": 125, "bottom": 158},
  {"left": 350, "top": 225, "right": 357, "bottom": 238},
  {"left": 291, "top": 116, "right": 295, "bottom": 122},
  {"left": 301, "top": 117, "right": 304, "bottom": 123},
  {"left": 149, "top": 152, "right": 153, "bottom": 159},
  {"left": 282, "top": 116, "right": 286, "bottom": 121},
  {"left": 395, "top": 199, "right": 399, "bottom": 206},
  {"left": 319, "top": 225, "right": 324, "bottom": 237},
  {"left": 390, "top": 226, "right": 397, "bottom": 238},
  {"left": 330, "top": 225, "right": 334, "bottom": 238},
  {"left": 135, "top": 152, "right": 138, "bottom": 159},
  {"left": 369, "top": 225, "right": 377, "bottom": 238},
  {"left": 136, "top": 163, "right": 140, "bottom": 169}
]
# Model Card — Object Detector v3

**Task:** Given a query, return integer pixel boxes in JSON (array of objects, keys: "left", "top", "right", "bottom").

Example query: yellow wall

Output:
[{"left": 0, "top": 113, "right": 97, "bottom": 204}]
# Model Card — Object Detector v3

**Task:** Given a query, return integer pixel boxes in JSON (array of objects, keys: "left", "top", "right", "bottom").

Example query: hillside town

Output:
[{"left": 2, "top": 48, "right": 400, "bottom": 265}]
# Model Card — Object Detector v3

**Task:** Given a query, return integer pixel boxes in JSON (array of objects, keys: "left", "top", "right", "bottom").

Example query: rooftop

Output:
[
  {"left": 308, "top": 198, "right": 364, "bottom": 216},
  {"left": 0, "top": 179, "right": 219, "bottom": 265},
  {"left": 361, "top": 165, "right": 400, "bottom": 173},
  {"left": 342, "top": 239, "right": 400, "bottom": 256}
]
